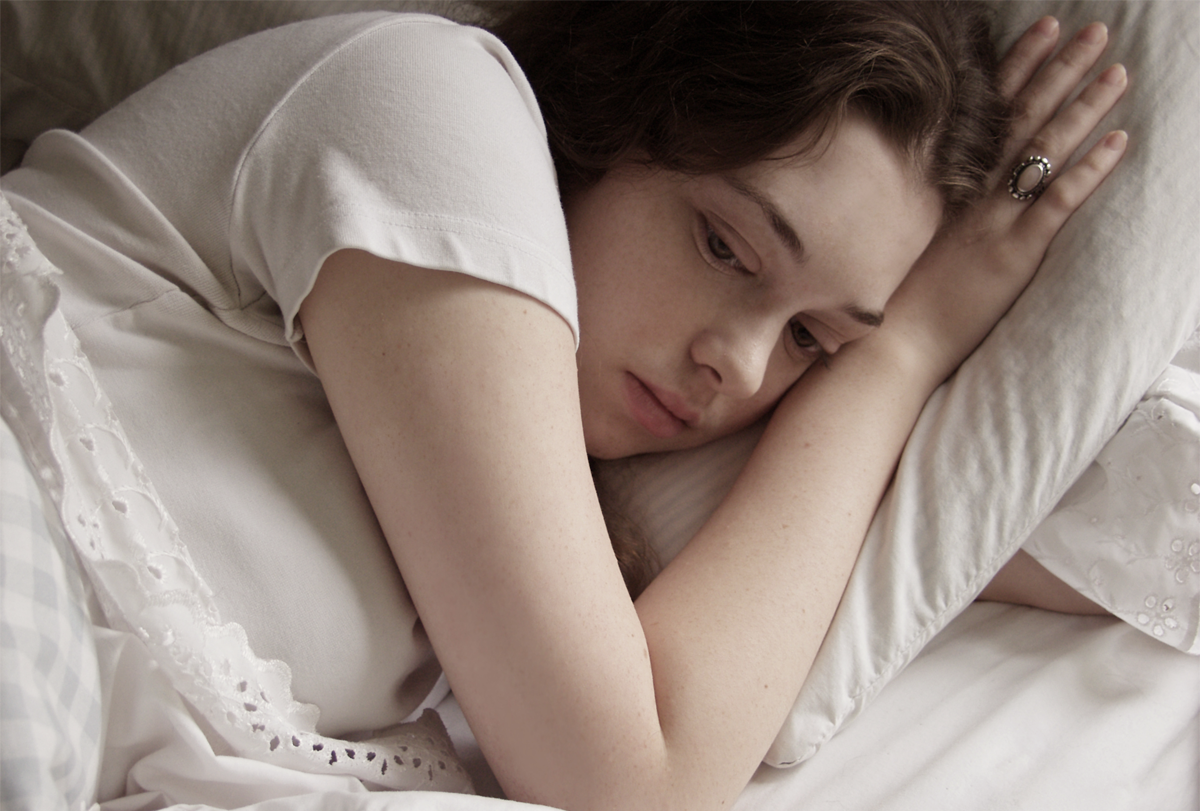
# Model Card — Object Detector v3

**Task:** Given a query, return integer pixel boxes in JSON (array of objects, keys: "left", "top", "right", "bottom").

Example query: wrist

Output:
[{"left": 836, "top": 321, "right": 953, "bottom": 397}]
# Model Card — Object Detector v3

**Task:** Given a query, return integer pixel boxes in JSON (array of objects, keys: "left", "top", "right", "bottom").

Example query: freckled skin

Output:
[{"left": 567, "top": 115, "right": 942, "bottom": 460}]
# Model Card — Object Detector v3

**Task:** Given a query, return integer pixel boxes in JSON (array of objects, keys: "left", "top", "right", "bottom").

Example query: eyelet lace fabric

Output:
[
  {"left": 0, "top": 194, "right": 472, "bottom": 793},
  {"left": 1022, "top": 331, "right": 1200, "bottom": 654}
]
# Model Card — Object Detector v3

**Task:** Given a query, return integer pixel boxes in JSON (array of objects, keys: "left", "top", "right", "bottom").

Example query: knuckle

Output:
[
  {"left": 1037, "top": 180, "right": 1076, "bottom": 214},
  {"left": 1081, "top": 149, "right": 1118, "bottom": 182},
  {"left": 1056, "top": 50, "right": 1088, "bottom": 73},
  {"left": 1023, "top": 135, "right": 1057, "bottom": 161},
  {"left": 1056, "top": 38, "right": 1097, "bottom": 70},
  {"left": 1076, "top": 78, "right": 1110, "bottom": 108},
  {"left": 1010, "top": 96, "right": 1034, "bottom": 125},
  {"left": 1008, "top": 100, "right": 1047, "bottom": 146},
  {"left": 1072, "top": 90, "right": 1113, "bottom": 124}
]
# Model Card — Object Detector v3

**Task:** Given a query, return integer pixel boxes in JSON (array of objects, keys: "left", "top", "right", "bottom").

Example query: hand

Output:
[{"left": 886, "top": 17, "right": 1128, "bottom": 383}]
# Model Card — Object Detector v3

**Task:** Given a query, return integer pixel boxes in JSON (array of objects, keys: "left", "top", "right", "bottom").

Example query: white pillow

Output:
[{"left": 596, "top": 0, "right": 1200, "bottom": 767}]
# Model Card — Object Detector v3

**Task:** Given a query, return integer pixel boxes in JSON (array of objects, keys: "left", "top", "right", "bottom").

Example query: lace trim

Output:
[{"left": 0, "top": 193, "right": 471, "bottom": 792}]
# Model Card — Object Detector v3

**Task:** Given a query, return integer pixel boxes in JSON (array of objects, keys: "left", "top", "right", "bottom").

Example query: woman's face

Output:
[{"left": 568, "top": 114, "right": 944, "bottom": 460}]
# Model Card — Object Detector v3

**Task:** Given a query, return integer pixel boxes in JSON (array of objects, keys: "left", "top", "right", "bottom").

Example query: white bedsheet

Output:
[
  {"left": 447, "top": 605, "right": 1200, "bottom": 811},
  {"left": 733, "top": 604, "right": 1200, "bottom": 811},
  {"left": 86, "top": 603, "right": 1199, "bottom": 811}
]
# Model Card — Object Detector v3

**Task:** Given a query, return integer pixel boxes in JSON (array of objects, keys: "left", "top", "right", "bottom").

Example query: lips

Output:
[{"left": 623, "top": 373, "right": 697, "bottom": 439}]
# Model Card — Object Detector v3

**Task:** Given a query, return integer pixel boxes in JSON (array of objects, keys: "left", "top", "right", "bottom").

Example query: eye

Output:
[
  {"left": 788, "top": 319, "right": 823, "bottom": 357},
  {"left": 703, "top": 222, "right": 749, "bottom": 274}
]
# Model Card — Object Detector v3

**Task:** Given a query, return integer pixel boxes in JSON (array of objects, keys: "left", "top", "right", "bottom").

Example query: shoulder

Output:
[
  {"left": 275, "top": 13, "right": 539, "bottom": 117},
  {"left": 237, "top": 14, "right": 576, "bottom": 353},
  {"left": 243, "top": 13, "right": 550, "bottom": 177}
]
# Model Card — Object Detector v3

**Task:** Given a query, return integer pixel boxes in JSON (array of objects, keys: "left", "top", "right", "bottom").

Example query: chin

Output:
[
  {"left": 583, "top": 430, "right": 653, "bottom": 461},
  {"left": 584, "top": 429, "right": 706, "bottom": 461},
  {"left": 584, "top": 436, "right": 641, "bottom": 461}
]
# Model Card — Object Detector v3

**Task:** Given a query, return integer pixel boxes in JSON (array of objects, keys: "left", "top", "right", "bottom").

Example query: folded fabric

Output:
[
  {"left": 0, "top": 194, "right": 473, "bottom": 799},
  {"left": 1024, "top": 337, "right": 1200, "bottom": 653},
  {"left": 4, "top": 0, "right": 1197, "bottom": 783}
]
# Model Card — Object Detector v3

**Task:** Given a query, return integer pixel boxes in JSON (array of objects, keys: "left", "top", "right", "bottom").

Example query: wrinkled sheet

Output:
[
  {"left": 85, "top": 603, "right": 1200, "bottom": 811},
  {"left": 733, "top": 603, "right": 1200, "bottom": 811}
]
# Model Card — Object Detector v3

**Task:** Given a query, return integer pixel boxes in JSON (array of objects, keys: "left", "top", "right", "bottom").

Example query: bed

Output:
[{"left": 2, "top": 2, "right": 1197, "bottom": 810}]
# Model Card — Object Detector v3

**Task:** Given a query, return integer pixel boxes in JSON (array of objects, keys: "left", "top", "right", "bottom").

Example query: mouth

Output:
[{"left": 623, "top": 373, "right": 697, "bottom": 439}]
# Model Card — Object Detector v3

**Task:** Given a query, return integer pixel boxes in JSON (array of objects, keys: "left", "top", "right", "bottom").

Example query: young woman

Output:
[{"left": 2, "top": 2, "right": 1126, "bottom": 808}]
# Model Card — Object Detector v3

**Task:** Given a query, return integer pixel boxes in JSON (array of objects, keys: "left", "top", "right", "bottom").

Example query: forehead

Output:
[
  {"left": 732, "top": 114, "right": 942, "bottom": 290},
  {"left": 757, "top": 108, "right": 928, "bottom": 183}
]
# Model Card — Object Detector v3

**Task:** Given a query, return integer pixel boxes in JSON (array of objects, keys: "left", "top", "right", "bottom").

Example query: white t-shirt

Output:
[{"left": 3, "top": 12, "right": 576, "bottom": 736}]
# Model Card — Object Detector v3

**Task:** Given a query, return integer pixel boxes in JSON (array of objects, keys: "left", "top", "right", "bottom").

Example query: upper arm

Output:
[
  {"left": 298, "top": 249, "right": 663, "bottom": 804},
  {"left": 226, "top": 18, "right": 575, "bottom": 355}
]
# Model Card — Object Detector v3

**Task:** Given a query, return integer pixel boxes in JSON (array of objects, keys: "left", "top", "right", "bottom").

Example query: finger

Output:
[
  {"left": 1013, "top": 130, "right": 1128, "bottom": 248},
  {"left": 1000, "top": 61, "right": 1126, "bottom": 207},
  {"left": 1009, "top": 22, "right": 1110, "bottom": 150},
  {"left": 997, "top": 16, "right": 1061, "bottom": 100},
  {"left": 1023, "top": 63, "right": 1128, "bottom": 172}
]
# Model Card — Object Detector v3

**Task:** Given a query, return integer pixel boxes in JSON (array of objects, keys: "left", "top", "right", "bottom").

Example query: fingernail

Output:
[
  {"left": 1035, "top": 16, "right": 1059, "bottom": 37},
  {"left": 1104, "top": 131, "right": 1128, "bottom": 151},
  {"left": 1078, "top": 22, "right": 1107, "bottom": 44},
  {"left": 1101, "top": 64, "right": 1127, "bottom": 86}
]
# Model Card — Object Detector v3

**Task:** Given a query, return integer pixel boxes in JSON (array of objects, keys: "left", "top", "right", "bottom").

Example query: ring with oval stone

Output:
[{"left": 1008, "top": 154, "right": 1053, "bottom": 201}]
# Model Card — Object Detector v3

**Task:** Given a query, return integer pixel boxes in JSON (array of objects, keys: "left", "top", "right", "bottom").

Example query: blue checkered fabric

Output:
[{"left": 1, "top": 416, "right": 101, "bottom": 810}]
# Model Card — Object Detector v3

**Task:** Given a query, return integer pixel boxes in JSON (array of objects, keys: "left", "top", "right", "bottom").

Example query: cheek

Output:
[
  {"left": 576, "top": 260, "right": 704, "bottom": 367},
  {"left": 573, "top": 246, "right": 672, "bottom": 346}
]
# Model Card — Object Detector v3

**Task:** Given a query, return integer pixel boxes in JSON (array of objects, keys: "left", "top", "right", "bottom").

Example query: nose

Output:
[{"left": 690, "top": 320, "right": 775, "bottom": 401}]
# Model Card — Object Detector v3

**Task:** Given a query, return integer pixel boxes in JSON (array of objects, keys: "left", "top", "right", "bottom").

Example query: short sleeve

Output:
[{"left": 229, "top": 17, "right": 578, "bottom": 367}]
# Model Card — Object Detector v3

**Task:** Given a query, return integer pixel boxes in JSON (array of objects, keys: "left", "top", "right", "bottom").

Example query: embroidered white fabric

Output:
[
  {"left": 0, "top": 193, "right": 472, "bottom": 794},
  {"left": 1023, "top": 330, "right": 1200, "bottom": 653}
]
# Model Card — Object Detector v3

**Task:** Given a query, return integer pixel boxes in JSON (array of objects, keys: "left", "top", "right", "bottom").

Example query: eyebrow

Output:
[
  {"left": 722, "top": 175, "right": 886, "bottom": 331},
  {"left": 843, "top": 304, "right": 885, "bottom": 329},
  {"left": 721, "top": 175, "right": 806, "bottom": 263}
]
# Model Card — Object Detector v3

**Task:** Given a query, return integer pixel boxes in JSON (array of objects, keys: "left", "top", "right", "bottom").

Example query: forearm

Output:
[
  {"left": 978, "top": 550, "right": 1109, "bottom": 615},
  {"left": 634, "top": 23, "right": 1130, "bottom": 790},
  {"left": 635, "top": 331, "right": 942, "bottom": 807},
  {"left": 303, "top": 252, "right": 935, "bottom": 811}
]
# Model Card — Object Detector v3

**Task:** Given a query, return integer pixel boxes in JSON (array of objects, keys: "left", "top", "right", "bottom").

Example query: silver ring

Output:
[{"left": 1008, "top": 155, "right": 1052, "bottom": 201}]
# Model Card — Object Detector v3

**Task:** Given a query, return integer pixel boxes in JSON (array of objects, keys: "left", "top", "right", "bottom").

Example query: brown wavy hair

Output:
[
  {"left": 492, "top": 0, "right": 1009, "bottom": 217},
  {"left": 490, "top": 1, "right": 1012, "bottom": 595}
]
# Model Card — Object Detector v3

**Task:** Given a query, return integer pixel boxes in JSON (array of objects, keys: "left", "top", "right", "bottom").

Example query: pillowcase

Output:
[{"left": 596, "top": 0, "right": 1200, "bottom": 767}]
